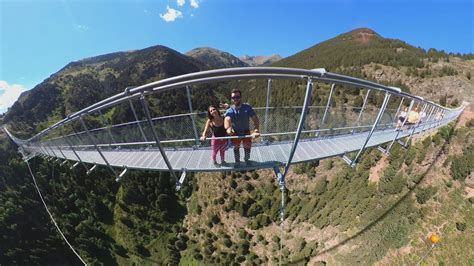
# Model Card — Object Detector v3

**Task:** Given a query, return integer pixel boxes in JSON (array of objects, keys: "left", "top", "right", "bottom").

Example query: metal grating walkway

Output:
[{"left": 27, "top": 124, "right": 438, "bottom": 172}]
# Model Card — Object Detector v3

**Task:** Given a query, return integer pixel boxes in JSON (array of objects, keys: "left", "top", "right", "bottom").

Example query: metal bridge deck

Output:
[{"left": 29, "top": 125, "right": 433, "bottom": 172}]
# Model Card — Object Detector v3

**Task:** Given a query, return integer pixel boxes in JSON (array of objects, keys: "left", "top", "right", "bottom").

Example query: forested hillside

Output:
[{"left": 1, "top": 28, "right": 473, "bottom": 265}]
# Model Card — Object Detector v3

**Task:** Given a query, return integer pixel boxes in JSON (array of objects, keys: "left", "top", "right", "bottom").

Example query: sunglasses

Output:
[{"left": 231, "top": 96, "right": 241, "bottom": 100}]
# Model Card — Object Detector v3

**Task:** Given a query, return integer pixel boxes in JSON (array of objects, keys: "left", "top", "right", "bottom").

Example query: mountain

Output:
[
  {"left": 4, "top": 45, "right": 206, "bottom": 133},
  {"left": 273, "top": 28, "right": 426, "bottom": 70},
  {"left": 239, "top": 54, "right": 282, "bottom": 66},
  {"left": 272, "top": 28, "right": 474, "bottom": 106},
  {"left": 1, "top": 28, "right": 473, "bottom": 265},
  {"left": 186, "top": 47, "right": 249, "bottom": 69}
]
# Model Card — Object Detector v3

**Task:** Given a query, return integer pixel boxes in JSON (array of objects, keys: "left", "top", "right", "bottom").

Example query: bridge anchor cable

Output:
[{"left": 25, "top": 159, "right": 87, "bottom": 265}]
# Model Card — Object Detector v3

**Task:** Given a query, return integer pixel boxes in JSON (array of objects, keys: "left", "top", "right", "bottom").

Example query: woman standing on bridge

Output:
[{"left": 200, "top": 105, "right": 228, "bottom": 167}]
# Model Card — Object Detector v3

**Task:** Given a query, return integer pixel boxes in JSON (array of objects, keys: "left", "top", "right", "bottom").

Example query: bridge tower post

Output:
[
  {"left": 263, "top": 79, "right": 272, "bottom": 144},
  {"left": 79, "top": 116, "right": 117, "bottom": 177},
  {"left": 139, "top": 92, "right": 181, "bottom": 186},
  {"left": 128, "top": 99, "right": 149, "bottom": 143},
  {"left": 59, "top": 125, "right": 89, "bottom": 172},
  {"left": 386, "top": 98, "right": 414, "bottom": 153},
  {"left": 283, "top": 77, "right": 313, "bottom": 178},
  {"left": 98, "top": 109, "right": 117, "bottom": 148},
  {"left": 422, "top": 104, "right": 436, "bottom": 131},
  {"left": 185, "top": 86, "right": 200, "bottom": 146},
  {"left": 353, "top": 89, "right": 371, "bottom": 134},
  {"left": 393, "top": 98, "right": 404, "bottom": 124},
  {"left": 318, "top": 83, "right": 335, "bottom": 137},
  {"left": 349, "top": 92, "right": 391, "bottom": 166}
]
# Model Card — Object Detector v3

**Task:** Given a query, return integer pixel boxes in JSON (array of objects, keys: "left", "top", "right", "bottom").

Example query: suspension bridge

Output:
[
  {"left": 3, "top": 67, "right": 465, "bottom": 264},
  {"left": 5, "top": 67, "right": 465, "bottom": 186}
]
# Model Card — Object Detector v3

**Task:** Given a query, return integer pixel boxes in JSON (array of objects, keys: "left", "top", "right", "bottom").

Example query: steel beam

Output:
[
  {"left": 140, "top": 93, "right": 180, "bottom": 184},
  {"left": 386, "top": 99, "right": 414, "bottom": 153},
  {"left": 79, "top": 116, "right": 117, "bottom": 177},
  {"left": 186, "top": 86, "right": 200, "bottom": 146},
  {"left": 128, "top": 99, "right": 149, "bottom": 143},
  {"left": 350, "top": 92, "right": 391, "bottom": 166},
  {"left": 283, "top": 78, "right": 313, "bottom": 177},
  {"left": 320, "top": 83, "right": 335, "bottom": 131},
  {"left": 264, "top": 79, "right": 272, "bottom": 143}
]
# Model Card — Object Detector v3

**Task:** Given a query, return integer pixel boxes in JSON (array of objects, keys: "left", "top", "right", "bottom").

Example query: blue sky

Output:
[{"left": 0, "top": 0, "right": 473, "bottom": 113}]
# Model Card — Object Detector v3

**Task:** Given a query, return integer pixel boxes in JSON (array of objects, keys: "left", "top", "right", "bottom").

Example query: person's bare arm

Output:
[
  {"left": 251, "top": 115, "right": 260, "bottom": 137},
  {"left": 200, "top": 119, "right": 210, "bottom": 141},
  {"left": 225, "top": 116, "right": 234, "bottom": 135}
]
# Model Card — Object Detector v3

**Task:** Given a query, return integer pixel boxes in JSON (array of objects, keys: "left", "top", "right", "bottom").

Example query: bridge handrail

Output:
[{"left": 26, "top": 67, "right": 464, "bottom": 143}]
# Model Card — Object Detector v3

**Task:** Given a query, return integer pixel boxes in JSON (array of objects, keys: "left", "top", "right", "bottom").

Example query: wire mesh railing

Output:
[{"left": 9, "top": 67, "right": 465, "bottom": 177}]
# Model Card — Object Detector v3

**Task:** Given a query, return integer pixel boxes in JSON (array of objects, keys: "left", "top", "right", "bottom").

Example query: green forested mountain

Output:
[
  {"left": 1, "top": 28, "right": 473, "bottom": 265},
  {"left": 186, "top": 47, "right": 249, "bottom": 69},
  {"left": 4, "top": 45, "right": 206, "bottom": 135},
  {"left": 275, "top": 28, "right": 428, "bottom": 70}
]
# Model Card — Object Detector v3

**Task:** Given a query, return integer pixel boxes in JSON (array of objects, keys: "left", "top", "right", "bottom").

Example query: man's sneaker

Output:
[
  {"left": 213, "top": 161, "right": 220, "bottom": 168},
  {"left": 221, "top": 161, "right": 228, "bottom": 167},
  {"left": 245, "top": 160, "right": 252, "bottom": 166},
  {"left": 234, "top": 161, "right": 242, "bottom": 167}
]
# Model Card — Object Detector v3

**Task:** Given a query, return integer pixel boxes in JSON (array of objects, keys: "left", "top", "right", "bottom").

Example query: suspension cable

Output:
[
  {"left": 279, "top": 186, "right": 286, "bottom": 265},
  {"left": 25, "top": 159, "right": 87, "bottom": 265}
]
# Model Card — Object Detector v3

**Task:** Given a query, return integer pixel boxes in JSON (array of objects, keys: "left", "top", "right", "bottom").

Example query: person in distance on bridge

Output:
[
  {"left": 224, "top": 89, "right": 260, "bottom": 166},
  {"left": 396, "top": 106, "right": 409, "bottom": 130},
  {"left": 405, "top": 106, "right": 420, "bottom": 129},
  {"left": 200, "top": 105, "right": 228, "bottom": 167}
]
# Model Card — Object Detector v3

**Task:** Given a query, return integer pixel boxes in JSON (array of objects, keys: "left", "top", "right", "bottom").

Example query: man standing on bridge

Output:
[{"left": 224, "top": 89, "right": 260, "bottom": 166}]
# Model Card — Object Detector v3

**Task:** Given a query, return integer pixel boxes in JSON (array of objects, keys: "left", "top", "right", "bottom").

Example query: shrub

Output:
[
  {"left": 230, "top": 180, "right": 238, "bottom": 189},
  {"left": 450, "top": 145, "right": 474, "bottom": 181},
  {"left": 223, "top": 238, "right": 232, "bottom": 248},
  {"left": 416, "top": 186, "right": 437, "bottom": 204},
  {"left": 455, "top": 222, "right": 466, "bottom": 231}
]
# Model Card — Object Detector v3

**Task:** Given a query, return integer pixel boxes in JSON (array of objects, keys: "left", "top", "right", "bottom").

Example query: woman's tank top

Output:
[{"left": 211, "top": 123, "right": 226, "bottom": 137}]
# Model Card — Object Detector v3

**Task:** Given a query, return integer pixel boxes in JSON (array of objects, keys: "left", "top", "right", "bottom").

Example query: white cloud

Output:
[
  {"left": 177, "top": 0, "right": 185, "bottom": 7},
  {"left": 160, "top": 6, "right": 183, "bottom": 22},
  {"left": 190, "top": 0, "right": 199, "bottom": 8},
  {"left": 0, "top": 81, "right": 26, "bottom": 113},
  {"left": 74, "top": 24, "right": 89, "bottom": 31}
]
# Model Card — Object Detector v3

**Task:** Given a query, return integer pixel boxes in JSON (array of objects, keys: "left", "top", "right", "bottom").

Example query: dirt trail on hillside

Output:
[
  {"left": 369, "top": 156, "right": 388, "bottom": 183},
  {"left": 457, "top": 108, "right": 473, "bottom": 127}
]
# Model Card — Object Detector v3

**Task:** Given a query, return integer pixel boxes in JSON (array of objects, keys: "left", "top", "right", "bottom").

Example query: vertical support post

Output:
[
  {"left": 318, "top": 83, "right": 335, "bottom": 137},
  {"left": 393, "top": 98, "right": 404, "bottom": 124},
  {"left": 353, "top": 89, "right": 371, "bottom": 133},
  {"left": 54, "top": 140, "right": 69, "bottom": 162},
  {"left": 186, "top": 86, "right": 200, "bottom": 146},
  {"left": 350, "top": 92, "right": 391, "bottom": 166},
  {"left": 47, "top": 142, "right": 59, "bottom": 158},
  {"left": 434, "top": 106, "right": 442, "bottom": 126},
  {"left": 42, "top": 144, "right": 52, "bottom": 157},
  {"left": 264, "top": 79, "right": 272, "bottom": 142},
  {"left": 140, "top": 93, "right": 180, "bottom": 184},
  {"left": 60, "top": 125, "right": 89, "bottom": 172},
  {"left": 79, "top": 116, "right": 117, "bottom": 177},
  {"left": 128, "top": 99, "right": 149, "bottom": 143},
  {"left": 422, "top": 105, "right": 435, "bottom": 131},
  {"left": 386, "top": 99, "right": 414, "bottom": 153},
  {"left": 283, "top": 77, "right": 313, "bottom": 177},
  {"left": 440, "top": 108, "right": 446, "bottom": 126},
  {"left": 99, "top": 110, "right": 116, "bottom": 147}
]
